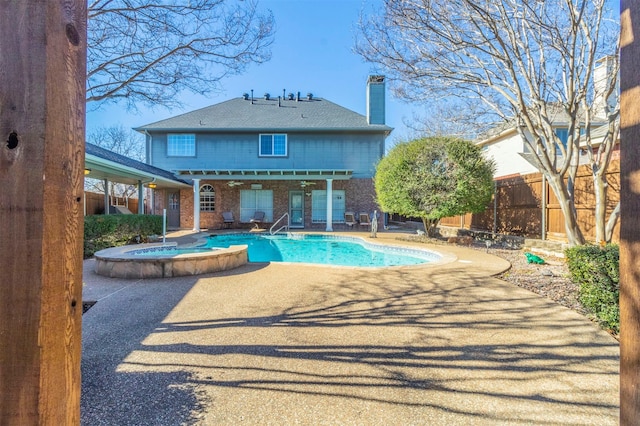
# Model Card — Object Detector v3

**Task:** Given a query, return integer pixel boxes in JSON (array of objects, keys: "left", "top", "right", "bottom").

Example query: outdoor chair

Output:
[
  {"left": 358, "top": 212, "right": 371, "bottom": 230},
  {"left": 222, "top": 211, "right": 234, "bottom": 229},
  {"left": 344, "top": 212, "right": 356, "bottom": 228},
  {"left": 250, "top": 211, "right": 265, "bottom": 229}
]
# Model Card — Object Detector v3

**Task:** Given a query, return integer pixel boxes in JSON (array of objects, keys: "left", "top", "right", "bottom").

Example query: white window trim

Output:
[
  {"left": 200, "top": 184, "right": 215, "bottom": 212},
  {"left": 259, "top": 133, "right": 288, "bottom": 157},
  {"left": 311, "top": 190, "right": 346, "bottom": 223},
  {"left": 240, "top": 189, "right": 274, "bottom": 222},
  {"left": 167, "top": 133, "right": 196, "bottom": 157}
]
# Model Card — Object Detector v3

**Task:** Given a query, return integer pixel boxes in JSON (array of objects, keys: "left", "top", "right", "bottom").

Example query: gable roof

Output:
[
  {"left": 85, "top": 143, "right": 190, "bottom": 188},
  {"left": 476, "top": 104, "right": 609, "bottom": 146},
  {"left": 134, "top": 97, "right": 393, "bottom": 133}
]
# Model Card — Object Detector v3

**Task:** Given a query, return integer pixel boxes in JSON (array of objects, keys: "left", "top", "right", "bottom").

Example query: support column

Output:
[
  {"left": 493, "top": 181, "right": 497, "bottom": 235},
  {"left": 0, "top": 1, "right": 86, "bottom": 423},
  {"left": 193, "top": 179, "right": 201, "bottom": 232},
  {"left": 325, "top": 179, "right": 333, "bottom": 232},
  {"left": 103, "top": 178, "right": 109, "bottom": 215},
  {"left": 137, "top": 180, "right": 144, "bottom": 214},
  {"left": 620, "top": 2, "right": 640, "bottom": 422}
]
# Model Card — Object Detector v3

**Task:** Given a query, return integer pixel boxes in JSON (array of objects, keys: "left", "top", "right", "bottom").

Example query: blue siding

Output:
[{"left": 149, "top": 132, "right": 385, "bottom": 178}]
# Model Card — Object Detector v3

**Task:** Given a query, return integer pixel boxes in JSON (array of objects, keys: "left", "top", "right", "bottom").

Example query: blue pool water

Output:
[{"left": 204, "top": 233, "right": 439, "bottom": 267}]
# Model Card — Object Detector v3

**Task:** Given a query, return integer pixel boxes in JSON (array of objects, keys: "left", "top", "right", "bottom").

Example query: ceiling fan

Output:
[
  {"left": 300, "top": 180, "right": 316, "bottom": 188},
  {"left": 227, "top": 181, "right": 244, "bottom": 187}
]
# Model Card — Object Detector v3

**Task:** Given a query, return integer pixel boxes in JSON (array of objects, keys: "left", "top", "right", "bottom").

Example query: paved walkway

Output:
[{"left": 81, "top": 230, "right": 619, "bottom": 425}]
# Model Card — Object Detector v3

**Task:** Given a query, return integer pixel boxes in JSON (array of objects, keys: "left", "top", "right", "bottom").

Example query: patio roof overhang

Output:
[
  {"left": 85, "top": 154, "right": 191, "bottom": 189},
  {"left": 173, "top": 169, "right": 353, "bottom": 181}
]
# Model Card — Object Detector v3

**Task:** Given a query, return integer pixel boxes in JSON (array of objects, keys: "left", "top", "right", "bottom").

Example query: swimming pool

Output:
[{"left": 205, "top": 233, "right": 440, "bottom": 267}]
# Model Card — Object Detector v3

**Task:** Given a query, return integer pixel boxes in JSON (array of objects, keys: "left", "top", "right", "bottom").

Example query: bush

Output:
[
  {"left": 565, "top": 244, "right": 619, "bottom": 334},
  {"left": 84, "top": 214, "right": 163, "bottom": 258}
]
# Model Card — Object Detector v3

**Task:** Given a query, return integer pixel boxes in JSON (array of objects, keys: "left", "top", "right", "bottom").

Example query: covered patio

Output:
[{"left": 84, "top": 143, "right": 191, "bottom": 215}]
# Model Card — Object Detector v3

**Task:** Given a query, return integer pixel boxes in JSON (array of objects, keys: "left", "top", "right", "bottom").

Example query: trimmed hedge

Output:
[
  {"left": 84, "top": 214, "right": 163, "bottom": 258},
  {"left": 565, "top": 244, "right": 619, "bottom": 334}
]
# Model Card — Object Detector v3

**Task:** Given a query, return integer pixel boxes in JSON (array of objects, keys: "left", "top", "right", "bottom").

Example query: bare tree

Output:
[
  {"left": 87, "top": 0, "right": 275, "bottom": 109},
  {"left": 88, "top": 125, "right": 144, "bottom": 161},
  {"left": 86, "top": 125, "right": 145, "bottom": 203},
  {"left": 356, "top": 0, "right": 619, "bottom": 246},
  {"left": 404, "top": 100, "right": 492, "bottom": 141}
]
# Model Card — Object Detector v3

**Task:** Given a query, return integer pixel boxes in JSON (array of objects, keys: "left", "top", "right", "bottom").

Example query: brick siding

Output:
[{"left": 175, "top": 179, "right": 381, "bottom": 230}]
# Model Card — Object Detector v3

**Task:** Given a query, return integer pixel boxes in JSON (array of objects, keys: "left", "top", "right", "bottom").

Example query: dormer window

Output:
[{"left": 259, "top": 134, "right": 287, "bottom": 157}]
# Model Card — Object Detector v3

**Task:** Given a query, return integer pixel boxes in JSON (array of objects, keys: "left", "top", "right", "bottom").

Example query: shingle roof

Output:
[
  {"left": 476, "top": 104, "right": 609, "bottom": 145},
  {"left": 86, "top": 143, "right": 189, "bottom": 185},
  {"left": 134, "top": 97, "right": 393, "bottom": 133}
]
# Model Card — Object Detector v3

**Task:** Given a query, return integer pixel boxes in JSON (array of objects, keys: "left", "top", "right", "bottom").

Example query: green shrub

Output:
[
  {"left": 565, "top": 244, "right": 619, "bottom": 334},
  {"left": 84, "top": 214, "right": 163, "bottom": 258}
]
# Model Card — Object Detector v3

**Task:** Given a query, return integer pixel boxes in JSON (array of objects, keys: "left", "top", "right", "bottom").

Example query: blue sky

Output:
[{"left": 86, "top": 0, "right": 417, "bottom": 146}]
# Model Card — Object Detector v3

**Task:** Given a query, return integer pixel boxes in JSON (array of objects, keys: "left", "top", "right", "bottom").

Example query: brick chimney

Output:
[{"left": 366, "top": 75, "right": 386, "bottom": 125}]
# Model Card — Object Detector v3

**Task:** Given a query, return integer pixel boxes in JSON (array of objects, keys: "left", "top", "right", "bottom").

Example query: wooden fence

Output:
[
  {"left": 438, "top": 160, "right": 621, "bottom": 243},
  {"left": 84, "top": 191, "right": 141, "bottom": 215}
]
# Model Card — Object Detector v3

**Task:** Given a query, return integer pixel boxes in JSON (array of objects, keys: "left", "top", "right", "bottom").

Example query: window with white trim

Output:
[
  {"left": 240, "top": 189, "right": 273, "bottom": 222},
  {"left": 524, "top": 128, "right": 572, "bottom": 156},
  {"left": 200, "top": 184, "right": 215, "bottom": 211},
  {"left": 311, "top": 190, "right": 345, "bottom": 223},
  {"left": 167, "top": 134, "right": 195, "bottom": 156},
  {"left": 554, "top": 128, "right": 569, "bottom": 150},
  {"left": 259, "top": 134, "right": 287, "bottom": 157}
]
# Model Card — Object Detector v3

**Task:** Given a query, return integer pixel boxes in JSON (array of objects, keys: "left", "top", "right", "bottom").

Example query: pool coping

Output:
[{"left": 94, "top": 242, "right": 248, "bottom": 279}]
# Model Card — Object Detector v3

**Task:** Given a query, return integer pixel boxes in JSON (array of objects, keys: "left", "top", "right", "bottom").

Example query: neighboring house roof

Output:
[
  {"left": 476, "top": 104, "right": 609, "bottom": 146},
  {"left": 85, "top": 143, "right": 191, "bottom": 188},
  {"left": 588, "top": 122, "right": 615, "bottom": 140},
  {"left": 134, "top": 97, "right": 393, "bottom": 133}
]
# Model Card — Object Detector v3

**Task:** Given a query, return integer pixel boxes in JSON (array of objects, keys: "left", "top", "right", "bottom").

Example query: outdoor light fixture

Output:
[
  {"left": 148, "top": 183, "right": 157, "bottom": 189},
  {"left": 84, "top": 168, "right": 91, "bottom": 175}
]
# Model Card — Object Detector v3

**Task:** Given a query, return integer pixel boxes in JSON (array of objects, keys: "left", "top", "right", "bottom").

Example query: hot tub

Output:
[{"left": 93, "top": 242, "right": 248, "bottom": 279}]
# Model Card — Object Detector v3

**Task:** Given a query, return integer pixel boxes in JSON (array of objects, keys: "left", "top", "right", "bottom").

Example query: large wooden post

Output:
[
  {"left": 0, "top": 1, "right": 86, "bottom": 424},
  {"left": 621, "top": 1, "right": 640, "bottom": 424}
]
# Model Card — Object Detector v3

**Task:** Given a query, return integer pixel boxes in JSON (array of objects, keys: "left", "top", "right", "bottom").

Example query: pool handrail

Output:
[{"left": 270, "top": 213, "right": 289, "bottom": 235}]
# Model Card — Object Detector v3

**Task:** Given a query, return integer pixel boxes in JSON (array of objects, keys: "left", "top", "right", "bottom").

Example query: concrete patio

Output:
[{"left": 81, "top": 231, "right": 619, "bottom": 425}]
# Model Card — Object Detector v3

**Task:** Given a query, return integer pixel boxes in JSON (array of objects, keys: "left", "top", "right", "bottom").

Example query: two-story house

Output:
[
  {"left": 135, "top": 76, "right": 392, "bottom": 231},
  {"left": 476, "top": 56, "right": 619, "bottom": 179}
]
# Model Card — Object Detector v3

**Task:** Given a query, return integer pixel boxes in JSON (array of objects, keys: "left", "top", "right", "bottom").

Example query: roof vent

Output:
[
  {"left": 242, "top": 93, "right": 249, "bottom": 100},
  {"left": 264, "top": 93, "right": 270, "bottom": 100},
  {"left": 288, "top": 92, "right": 294, "bottom": 100},
  {"left": 307, "top": 93, "right": 313, "bottom": 100}
]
